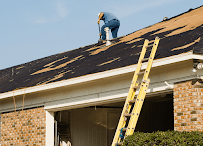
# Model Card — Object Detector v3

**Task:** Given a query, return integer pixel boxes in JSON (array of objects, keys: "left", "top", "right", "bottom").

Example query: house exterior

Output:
[{"left": 1, "top": 5, "right": 203, "bottom": 146}]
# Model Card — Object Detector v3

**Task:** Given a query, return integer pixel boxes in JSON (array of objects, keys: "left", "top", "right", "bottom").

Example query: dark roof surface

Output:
[{"left": 1, "top": 6, "right": 203, "bottom": 93}]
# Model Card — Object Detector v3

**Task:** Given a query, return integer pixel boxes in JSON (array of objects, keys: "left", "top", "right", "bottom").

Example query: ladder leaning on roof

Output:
[{"left": 112, "top": 37, "right": 160, "bottom": 146}]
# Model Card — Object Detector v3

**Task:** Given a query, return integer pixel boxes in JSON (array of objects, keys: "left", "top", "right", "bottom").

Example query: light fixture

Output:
[
  {"left": 192, "top": 59, "right": 199, "bottom": 72},
  {"left": 197, "top": 63, "right": 203, "bottom": 69}
]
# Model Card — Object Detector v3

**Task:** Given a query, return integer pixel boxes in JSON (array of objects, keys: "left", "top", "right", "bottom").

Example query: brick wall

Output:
[
  {"left": 174, "top": 80, "right": 203, "bottom": 132},
  {"left": 1, "top": 107, "right": 46, "bottom": 146}
]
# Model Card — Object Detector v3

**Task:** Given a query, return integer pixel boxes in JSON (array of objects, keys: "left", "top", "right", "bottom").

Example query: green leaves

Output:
[{"left": 122, "top": 130, "right": 203, "bottom": 146}]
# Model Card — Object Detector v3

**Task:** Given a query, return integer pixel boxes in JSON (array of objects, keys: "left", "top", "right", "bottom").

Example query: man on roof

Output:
[{"left": 97, "top": 12, "right": 120, "bottom": 41}]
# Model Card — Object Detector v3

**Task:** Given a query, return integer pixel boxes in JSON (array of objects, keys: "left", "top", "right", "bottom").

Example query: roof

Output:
[{"left": 1, "top": 6, "right": 203, "bottom": 94}]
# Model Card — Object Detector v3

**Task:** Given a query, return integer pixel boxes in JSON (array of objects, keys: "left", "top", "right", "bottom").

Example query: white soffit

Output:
[{"left": 0, "top": 52, "right": 202, "bottom": 100}]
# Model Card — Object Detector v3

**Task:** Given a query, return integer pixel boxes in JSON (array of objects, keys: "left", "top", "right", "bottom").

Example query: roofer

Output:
[{"left": 97, "top": 12, "right": 120, "bottom": 40}]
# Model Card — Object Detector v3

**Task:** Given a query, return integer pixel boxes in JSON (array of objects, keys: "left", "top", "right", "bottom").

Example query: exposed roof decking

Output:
[{"left": 0, "top": 6, "right": 203, "bottom": 93}]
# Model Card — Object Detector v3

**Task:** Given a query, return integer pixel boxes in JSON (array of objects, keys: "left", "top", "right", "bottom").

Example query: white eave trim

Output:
[
  {"left": 0, "top": 51, "right": 202, "bottom": 100},
  {"left": 45, "top": 86, "right": 173, "bottom": 111}
]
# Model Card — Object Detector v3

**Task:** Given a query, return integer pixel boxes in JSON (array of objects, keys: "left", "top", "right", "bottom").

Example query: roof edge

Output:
[{"left": 0, "top": 51, "right": 202, "bottom": 100}]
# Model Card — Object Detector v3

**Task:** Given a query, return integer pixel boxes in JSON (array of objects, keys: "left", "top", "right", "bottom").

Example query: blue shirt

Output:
[{"left": 102, "top": 12, "right": 119, "bottom": 24}]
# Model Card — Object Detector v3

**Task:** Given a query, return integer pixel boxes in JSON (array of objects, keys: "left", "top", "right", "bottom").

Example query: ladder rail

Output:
[
  {"left": 126, "top": 37, "right": 160, "bottom": 135},
  {"left": 125, "top": 79, "right": 149, "bottom": 136},
  {"left": 111, "top": 37, "right": 160, "bottom": 146},
  {"left": 111, "top": 39, "right": 150, "bottom": 145}
]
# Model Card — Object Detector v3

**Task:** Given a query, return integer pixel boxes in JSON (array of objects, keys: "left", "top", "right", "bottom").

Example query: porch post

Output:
[{"left": 46, "top": 111, "right": 55, "bottom": 146}]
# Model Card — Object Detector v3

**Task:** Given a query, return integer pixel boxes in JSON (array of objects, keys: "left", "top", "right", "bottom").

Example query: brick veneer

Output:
[
  {"left": 174, "top": 80, "right": 203, "bottom": 132},
  {"left": 1, "top": 107, "right": 46, "bottom": 146}
]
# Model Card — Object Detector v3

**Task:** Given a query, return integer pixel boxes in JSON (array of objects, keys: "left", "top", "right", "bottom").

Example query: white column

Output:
[
  {"left": 104, "top": 27, "right": 111, "bottom": 46},
  {"left": 46, "top": 111, "right": 54, "bottom": 146}
]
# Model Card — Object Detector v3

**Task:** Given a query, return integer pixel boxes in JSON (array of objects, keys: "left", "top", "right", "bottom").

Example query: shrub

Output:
[{"left": 122, "top": 130, "right": 203, "bottom": 146}]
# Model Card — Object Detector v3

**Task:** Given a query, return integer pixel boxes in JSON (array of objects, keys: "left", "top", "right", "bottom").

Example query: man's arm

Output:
[{"left": 97, "top": 12, "right": 104, "bottom": 24}]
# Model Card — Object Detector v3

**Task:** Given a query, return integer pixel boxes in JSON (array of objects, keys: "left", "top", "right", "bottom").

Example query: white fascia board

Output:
[{"left": 0, "top": 52, "right": 201, "bottom": 100}]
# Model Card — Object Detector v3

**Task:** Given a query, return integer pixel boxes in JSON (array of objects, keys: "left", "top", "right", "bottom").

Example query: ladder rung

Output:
[
  {"left": 142, "top": 79, "right": 149, "bottom": 83},
  {"left": 115, "top": 142, "right": 123, "bottom": 145},
  {"left": 132, "top": 85, "right": 140, "bottom": 89},
  {"left": 141, "top": 58, "right": 149, "bottom": 62},
  {"left": 123, "top": 114, "right": 131, "bottom": 117},
  {"left": 120, "top": 128, "right": 127, "bottom": 131},
  {"left": 128, "top": 99, "right": 136, "bottom": 103},
  {"left": 136, "top": 71, "right": 145, "bottom": 75},
  {"left": 145, "top": 44, "right": 154, "bottom": 48}
]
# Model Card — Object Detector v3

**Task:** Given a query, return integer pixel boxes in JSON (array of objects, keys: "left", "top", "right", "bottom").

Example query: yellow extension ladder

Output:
[{"left": 112, "top": 37, "right": 160, "bottom": 146}]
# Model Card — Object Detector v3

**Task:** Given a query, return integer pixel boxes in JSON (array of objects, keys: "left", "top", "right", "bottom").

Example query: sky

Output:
[{"left": 0, "top": 0, "right": 202, "bottom": 70}]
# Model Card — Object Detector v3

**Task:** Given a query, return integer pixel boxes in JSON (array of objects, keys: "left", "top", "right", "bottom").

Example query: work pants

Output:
[{"left": 101, "top": 19, "right": 120, "bottom": 40}]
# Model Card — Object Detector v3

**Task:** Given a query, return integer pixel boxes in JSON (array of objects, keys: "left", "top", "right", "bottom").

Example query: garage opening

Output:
[
  {"left": 54, "top": 94, "right": 173, "bottom": 146},
  {"left": 135, "top": 94, "right": 174, "bottom": 132}
]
